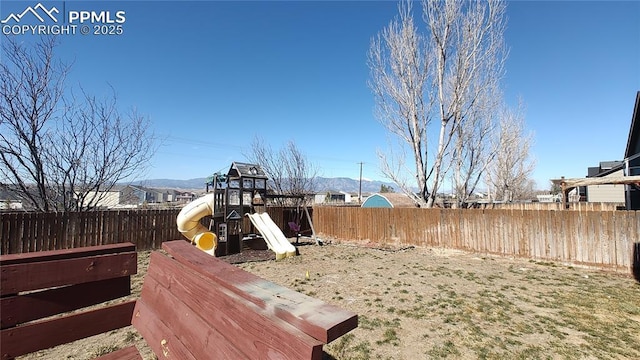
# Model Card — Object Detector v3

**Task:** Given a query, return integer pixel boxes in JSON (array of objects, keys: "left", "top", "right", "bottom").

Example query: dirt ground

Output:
[{"left": 19, "top": 239, "right": 640, "bottom": 360}]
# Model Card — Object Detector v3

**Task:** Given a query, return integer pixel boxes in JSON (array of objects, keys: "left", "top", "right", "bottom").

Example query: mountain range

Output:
[{"left": 131, "top": 176, "right": 399, "bottom": 194}]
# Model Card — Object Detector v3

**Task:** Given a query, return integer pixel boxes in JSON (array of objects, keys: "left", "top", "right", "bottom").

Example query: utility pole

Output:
[{"left": 358, "top": 162, "right": 364, "bottom": 204}]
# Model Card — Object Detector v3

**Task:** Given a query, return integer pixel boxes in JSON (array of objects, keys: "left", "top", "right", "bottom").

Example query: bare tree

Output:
[
  {"left": 369, "top": 0, "right": 508, "bottom": 207},
  {"left": 245, "top": 137, "right": 317, "bottom": 205},
  {"left": 485, "top": 103, "right": 536, "bottom": 202},
  {"left": 449, "top": 89, "right": 502, "bottom": 207},
  {"left": 43, "top": 91, "right": 155, "bottom": 211},
  {"left": 369, "top": 1, "right": 431, "bottom": 206},
  {"left": 0, "top": 36, "right": 156, "bottom": 211},
  {"left": 426, "top": 0, "right": 507, "bottom": 207},
  {"left": 0, "top": 37, "right": 66, "bottom": 211}
]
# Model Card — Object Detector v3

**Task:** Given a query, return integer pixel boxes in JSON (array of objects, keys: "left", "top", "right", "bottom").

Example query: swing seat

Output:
[
  {"left": 288, "top": 222, "right": 301, "bottom": 244},
  {"left": 288, "top": 222, "right": 301, "bottom": 233}
]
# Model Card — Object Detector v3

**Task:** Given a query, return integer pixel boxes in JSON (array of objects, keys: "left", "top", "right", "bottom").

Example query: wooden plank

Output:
[
  {"left": 10, "top": 213, "right": 21, "bottom": 254},
  {"left": 0, "top": 213, "right": 10, "bottom": 255},
  {"left": 1, "top": 251, "right": 137, "bottom": 295},
  {"left": 0, "top": 300, "right": 135, "bottom": 359},
  {"left": 162, "top": 240, "right": 357, "bottom": 344},
  {"left": 516, "top": 210, "right": 526, "bottom": 257},
  {"left": 132, "top": 299, "right": 199, "bottom": 360},
  {"left": 41, "top": 212, "right": 52, "bottom": 251},
  {"left": 625, "top": 211, "right": 639, "bottom": 270},
  {"left": 633, "top": 241, "right": 640, "bottom": 281},
  {"left": 58, "top": 212, "right": 69, "bottom": 251},
  {"left": 1, "top": 276, "right": 131, "bottom": 328},
  {"left": 136, "top": 212, "right": 144, "bottom": 250},
  {"left": 0, "top": 242, "right": 136, "bottom": 265},
  {"left": 543, "top": 210, "right": 553, "bottom": 261},
  {"left": 102, "top": 211, "right": 112, "bottom": 246},
  {"left": 94, "top": 345, "right": 142, "bottom": 360},
  {"left": 19, "top": 213, "right": 28, "bottom": 253},
  {"left": 138, "top": 256, "right": 322, "bottom": 360},
  {"left": 613, "top": 212, "right": 628, "bottom": 270}
]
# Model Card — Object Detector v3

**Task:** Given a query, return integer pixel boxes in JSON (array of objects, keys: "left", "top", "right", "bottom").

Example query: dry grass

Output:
[
  {"left": 19, "top": 241, "right": 640, "bottom": 360},
  {"left": 239, "top": 241, "right": 640, "bottom": 360}
]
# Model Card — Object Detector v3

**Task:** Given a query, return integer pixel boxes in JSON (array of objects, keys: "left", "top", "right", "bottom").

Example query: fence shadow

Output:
[{"left": 634, "top": 242, "right": 640, "bottom": 284}]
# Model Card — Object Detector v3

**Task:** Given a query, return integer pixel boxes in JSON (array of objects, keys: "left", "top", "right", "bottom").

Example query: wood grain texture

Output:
[
  {"left": 0, "top": 301, "right": 136, "bottom": 359},
  {"left": 162, "top": 240, "right": 358, "bottom": 344},
  {"left": 133, "top": 251, "right": 323, "bottom": 360},
  {"left": 313, "top": 207, "right": 640, "bottom": 272},
  {"left": 1, "top": 276, "right": 130, "bottom": 328},
  {"left": 0, "top": 242, "right": 136, "bottom": 264},
  {"left": 1, "top": 251, "right": 136, "bottom": 294}
]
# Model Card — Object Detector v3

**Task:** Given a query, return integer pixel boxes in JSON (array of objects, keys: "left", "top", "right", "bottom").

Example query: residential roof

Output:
[
  {"left": 0, "top": 185, "right": 22, "bottom": 201},
  {"left": 600, "top": 161, "right": 623, "bottom": 170},
  {"left": 587, "top": 161, "right": 624, "bottom": 178},
  {"left": 625, "top": 91, "right": 640, "bottom": 159},
  {"left": 361, "top": 193, "right": 418, "bottom": 208}
]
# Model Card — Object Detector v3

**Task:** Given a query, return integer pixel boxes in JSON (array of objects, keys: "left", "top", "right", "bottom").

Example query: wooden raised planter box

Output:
[{"left": 1, "top": 240, "right": 358, "bottom": 359}]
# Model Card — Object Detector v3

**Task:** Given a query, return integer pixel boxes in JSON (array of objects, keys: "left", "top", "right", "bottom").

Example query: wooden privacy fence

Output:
[
  {"left": 313, "top": 207, "right": 640, "bottom": 272},
  {"left": 5, "top": 206, "right": 636, "bottom": 272},
  {"left": 475, "top": 202, "right": 624, "bottom": 211},
  {"left": 1, "top": 209, "right": 184, "bottom": 254},
  {"left": 0, "top": 207, "right": 311, "bottom": 255}
]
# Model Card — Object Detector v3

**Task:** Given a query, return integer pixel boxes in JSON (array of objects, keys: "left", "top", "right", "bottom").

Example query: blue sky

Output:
[{"left": 1, "top": 1, "right": 639, "bottom": 190}]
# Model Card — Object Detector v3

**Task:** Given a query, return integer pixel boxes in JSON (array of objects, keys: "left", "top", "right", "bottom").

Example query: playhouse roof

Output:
[
  {"left": 227, "top": 162, "right": 268, "bottom": 179},
  {"left": 361, "top": 193, "right": 417, "bottom": 208}
]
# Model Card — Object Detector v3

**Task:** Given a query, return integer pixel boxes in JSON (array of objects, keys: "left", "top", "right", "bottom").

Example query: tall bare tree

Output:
[
  {"left": 245, "top": 137, "right": 317, "bottom": 205},
  {"left": 426, "top": 0, "right": 508, "bottom": 207},
  {"left": 485, "top": 103, "right": 536, "bottom": 202},
  {"left": 369, "top": 0, "right": 508, "bottom": 207},
  {"left": 369, "top": 1, "right": 431, "bottom": 206},
  {"left": 449, "top": 89, "right": 502, "bottom": 207},
  {"left": 0, "top": 36, "right": 156, "bottom": 211}
]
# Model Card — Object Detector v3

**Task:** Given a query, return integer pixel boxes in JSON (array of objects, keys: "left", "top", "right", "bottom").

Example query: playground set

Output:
[
  {"left": 176, "top": 162, "right": 314, "bottom": 259},
  {"left": 1, "top": 162, "right": 352, "bottom": 359}
]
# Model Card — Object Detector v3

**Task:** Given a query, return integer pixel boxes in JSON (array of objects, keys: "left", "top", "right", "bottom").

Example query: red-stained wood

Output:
[
  {"left": 161, "top": 240, "right": 358, "bottom": 344},
  {"left": 1, "top": 276, "right": 131, "bottom": 328},
  {"left": 1, "top": 239, "right": 357, "bottom": 359},
  {"left": 93, "top": 345, "right": 142, "bottom": 360},
  {"left": 134, "top": 252, "right": 323, "bottom": 360},
  {"left": 0, "top": 251, "right": 137, "bottom": 294},
  {"left": 134, "top": 285, "right": 242, "bottom": 360},
  {"left": 1, "top": 243, "right": 139, "bottom": 359},
  {"left": 0, "top": 300, "right": 136, "bottom": 359},
  {"left": 0, "top": 242, "right": 136, "bottom": 265}
]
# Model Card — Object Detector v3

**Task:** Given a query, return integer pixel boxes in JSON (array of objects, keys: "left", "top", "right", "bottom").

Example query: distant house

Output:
[
  {"left": 172, "top": 191, "right": 196, "bottom": 204},
  {"left": 0, "top": 187, "right": 22, "bottom": 211},
  {"left": 625, "top": 92, "right": 640, "bottom": 210},
  {"left": 536, "top": 194, "right": 561, "bottom": 203},
  {"left": 559, "top": 92, "right": 640, "bottom": 210},
  {"left": 585, "top": 161, "right": 626, "bottom": 203},
  {"left": 83, "top": 189, "right": 121, "bottom": 208},
  {"left": 315, "top": 191, "right": 352, "bottom": 204},
  {"left": 83, "top": 185, "right": 186, "bottom": 208},
  {"left": 361, "top": 193, "right": 418, "bottom": 208}
]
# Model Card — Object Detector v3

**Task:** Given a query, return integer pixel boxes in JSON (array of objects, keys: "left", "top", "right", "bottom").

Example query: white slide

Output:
[{"left": 247, "top": 213, "right": 296, "bottom": 260}]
